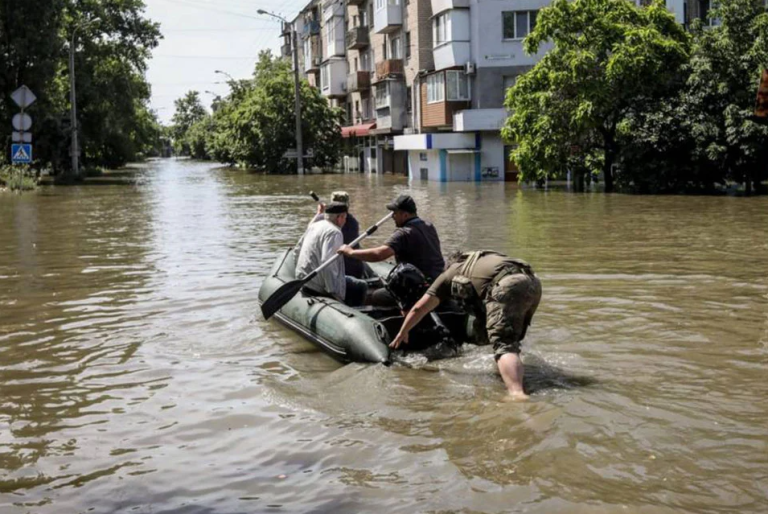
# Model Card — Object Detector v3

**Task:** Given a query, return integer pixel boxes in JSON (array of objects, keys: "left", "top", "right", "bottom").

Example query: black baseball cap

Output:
[
  {"left": 325, "top": 201, "right": 349, "bottom": 214},
  {"left": 386, "top": 194, "right": 417, "bottom": 213}
]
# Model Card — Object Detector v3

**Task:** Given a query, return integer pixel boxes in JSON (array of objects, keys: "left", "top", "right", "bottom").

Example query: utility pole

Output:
[
  {"left": 257, "top": 10, "right": 304, "bottom": 175},
  {"left": 68, "top": 18, "right": 100, "bottom": 182}
]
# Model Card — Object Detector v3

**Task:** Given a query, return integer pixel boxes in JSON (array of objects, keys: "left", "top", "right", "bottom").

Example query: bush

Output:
[{"left": 0, "top": 165, "right": 38, "bottom": 192}]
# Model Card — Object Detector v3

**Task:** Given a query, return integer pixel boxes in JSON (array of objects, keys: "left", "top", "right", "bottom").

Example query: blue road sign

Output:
[{"left": 11, "top": 144, "right": 32, "bottom": 164}]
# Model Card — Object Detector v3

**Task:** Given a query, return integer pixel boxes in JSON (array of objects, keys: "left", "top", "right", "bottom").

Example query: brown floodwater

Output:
[{"left": 1, "top": 159, "right": 767, "bottom": 513}]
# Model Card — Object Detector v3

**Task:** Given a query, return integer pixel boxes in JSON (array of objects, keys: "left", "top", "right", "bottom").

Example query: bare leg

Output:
[{"left": 497, "top": 353, "right": 529, "bottom": 400}]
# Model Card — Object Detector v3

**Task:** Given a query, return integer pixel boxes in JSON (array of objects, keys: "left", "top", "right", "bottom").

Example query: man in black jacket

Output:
[{"left": 338, "top": 194, "right": 444, "bottom": 280}]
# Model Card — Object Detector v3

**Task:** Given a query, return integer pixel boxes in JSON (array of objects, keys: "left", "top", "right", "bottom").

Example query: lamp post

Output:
[
  {"left": 214, "top": 69, "right": 235, "bottom": 82},
  {"left": 69, "top": 17, "right": 100, "bottom": 181},
  {"left": 257, "top": 9, "right": 304, "bottom": 175}
]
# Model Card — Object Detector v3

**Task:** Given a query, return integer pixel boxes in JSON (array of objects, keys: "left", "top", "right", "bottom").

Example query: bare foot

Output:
[{"left": 506, "top": 390, "right": 530, "bottom": 402}]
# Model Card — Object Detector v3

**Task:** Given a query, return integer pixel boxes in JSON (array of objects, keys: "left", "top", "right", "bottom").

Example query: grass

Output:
[{"left": 0, "top": 165, "right": 38, "bottom": 192}]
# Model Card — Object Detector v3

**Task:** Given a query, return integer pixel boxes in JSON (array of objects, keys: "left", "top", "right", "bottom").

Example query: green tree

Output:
[
  {"left": 502, "top": 0, "right": 690, "bottom": 192},
  {"left": 685, "top": 0, "right": 768, "bottom": 193},
  {"left": 171, "top": 91, "right": 208, "bottom": 156},
  {"left": 0, "top": 0, "right": 161, "bottom": 173},
  {"left": 208, "top": 51, "right": 343, "bottom": 172}
]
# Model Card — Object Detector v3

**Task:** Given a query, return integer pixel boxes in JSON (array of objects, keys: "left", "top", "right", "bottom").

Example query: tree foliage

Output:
[
  {"left": 502, "top": 0, "right": 691, "bottom": 192},
  {"left": 0, "top": 0, "right": 161, "bottom": 172},
  {"left": 171, "top": 91, "right": 208, "bottom": 156},
  {"left": 504, "top": 0, "right": 768, "bottom": 194},
  {"left": 196, "top": 51, "right": 343, "bottom": 172}
]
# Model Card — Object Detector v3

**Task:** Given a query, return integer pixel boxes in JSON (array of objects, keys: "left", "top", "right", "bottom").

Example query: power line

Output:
[
  {"left": 154, "top": 0, "right": 264, "bottom": 20},
  {"left": 152, "top": 54, "right": 260, "bottom": 60}
]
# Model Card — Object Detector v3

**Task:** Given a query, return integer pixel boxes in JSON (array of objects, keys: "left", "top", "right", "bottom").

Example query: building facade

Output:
[{"left": 287, "top": 0, "right": 720, "bottom": 181}]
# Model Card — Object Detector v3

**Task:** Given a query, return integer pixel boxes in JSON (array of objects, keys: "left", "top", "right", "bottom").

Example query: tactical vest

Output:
[{"left": 450, "top": 250, "right": 533, "bottom": 314}]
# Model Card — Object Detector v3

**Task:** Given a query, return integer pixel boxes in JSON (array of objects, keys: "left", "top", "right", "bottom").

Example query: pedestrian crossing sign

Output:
[{"left": 11, "top": 144, "right": 32, "bottom": 164}]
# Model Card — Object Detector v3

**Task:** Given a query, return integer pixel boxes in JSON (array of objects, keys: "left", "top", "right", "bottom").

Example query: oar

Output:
[
  {"left": 309, "top": 191, "right": 320, "bottom": 202},
  {"left": 261, "top": 211, "right": 394, "bottom": 320}
]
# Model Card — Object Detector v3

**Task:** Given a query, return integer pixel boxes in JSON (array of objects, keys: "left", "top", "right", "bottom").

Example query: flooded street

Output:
[{"left": 1, "top": 159, "right": 767, "bottom": 513}]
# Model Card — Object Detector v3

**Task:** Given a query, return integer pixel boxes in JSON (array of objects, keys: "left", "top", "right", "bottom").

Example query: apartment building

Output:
[{"left": 287, "top": 0, "right": 723, "bottom": 180}]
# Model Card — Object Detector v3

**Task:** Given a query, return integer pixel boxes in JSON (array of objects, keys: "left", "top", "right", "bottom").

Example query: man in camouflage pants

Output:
[{"left": 391, "top": 251, "right": 542, "bottom": 400}]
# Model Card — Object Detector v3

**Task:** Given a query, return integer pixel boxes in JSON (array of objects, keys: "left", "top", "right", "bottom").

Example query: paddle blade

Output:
[{"left": 261, "top": 279, "right": 305, "bottom": 320}]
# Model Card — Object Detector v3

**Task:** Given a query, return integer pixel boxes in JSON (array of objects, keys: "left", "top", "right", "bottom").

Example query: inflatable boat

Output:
[{"left": 258, "top": 250, "right": 472, "bottom": 364}]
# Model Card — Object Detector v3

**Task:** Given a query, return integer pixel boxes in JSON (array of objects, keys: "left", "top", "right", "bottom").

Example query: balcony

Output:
[
  {"left": 453, "top": 108, "right": 508, "bottom": 132},
  {"left": 321, "top": 59, "right": 348, "bottom": 98},
  {"left": 281, "top": 43, "right": 292, "bottom": 59},
  {"left": 281, "top": 22, "right": 292, "bottom": 37},
  {"left": 347, "top": 71, "right": 371, "bottom": 92},
  {"left": 302, "top": 20, "right": 320, "bottom": 39},
  {"left": 434, "top": 41, "right": 471, "bottom": 71},
  {"left": 373, "top": 80, "right": 405, "bottom": 132},
  {"left": 431, "top": 0, "right": 469, "bottom": 16},
  {"left": 322, "top": 0, "right": 344, "bottom": 19},
  {"left": 346, "top": 27, "right": 370, "bottom": 49},
  {"left": 305, "top": 54, "right": 321, "bottom": 73},
  {"left": 374, "top": 0, "right": 402, "bottom": 34},
  {"left": 375, "top": 59, "right": 403, "bottom": 81}
]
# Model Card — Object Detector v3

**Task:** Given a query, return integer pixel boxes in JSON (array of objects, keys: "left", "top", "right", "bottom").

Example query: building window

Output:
[
  {"left": 419, "top": 152, "right": 428, "bottom": 161},
  {"left": 406, "top": 87, "right": 413, "bottom": 112},
  {"left": 361, "top": 51, "right": 371, "bottom": 71},
  {"left": 502, "top": 10, "right": 538, "bottom": 40},
  {"left": 433, "top": 13, "right": 448, "bottom": 46},
  {"left": 446, "top": 70, "right": 470, "bottom": 101},
  {"left": 321, "top": 65, "right": 329, "bottom": 90},
  {"left": 405, "top": 31, "right": 411, "bottom": 60},
  {"left": 375, "top": 82, "right": 389, "bottom": 108},
  {"left": 420, "top": 168, "right": 429, "bottom": 180},
  {"left": 327, "top": 19, "right": 335, "bottom": 46},
  {"left": 427, "top": 73, "right": 445, "bottom": 103},
  {"left": 390, "top": 35, "right": 402, "bottom": 59},
  {"left": 376, "top": 0, "right": 384, "bottom": 9}
]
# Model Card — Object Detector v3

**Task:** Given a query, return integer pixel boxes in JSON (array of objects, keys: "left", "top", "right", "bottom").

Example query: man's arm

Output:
[
  {"left": 338, "top": 244, "right": 394, "bottom": 262},
  {"left": 390, "top": 294, "right": 442, "bottom": 349}
]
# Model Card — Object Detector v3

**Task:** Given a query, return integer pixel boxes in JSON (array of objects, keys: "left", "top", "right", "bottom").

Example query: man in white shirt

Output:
[{"left": 295, "top": 202, "right": 368, "bottom": 306}]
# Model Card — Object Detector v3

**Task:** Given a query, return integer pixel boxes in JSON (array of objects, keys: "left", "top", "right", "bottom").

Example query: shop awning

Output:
[{"left": 342, "top": 122, "right": 376, "bottom": 138}]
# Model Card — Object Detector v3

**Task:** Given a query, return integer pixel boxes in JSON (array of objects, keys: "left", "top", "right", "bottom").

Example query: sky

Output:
[{"left": 144, "top": 0, "right": 308, "bottom": 124}]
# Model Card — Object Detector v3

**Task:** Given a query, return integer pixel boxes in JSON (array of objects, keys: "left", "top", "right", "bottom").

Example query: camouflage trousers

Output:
[{"left": 471, "top": 270, "right": 542, "bottom": 359}]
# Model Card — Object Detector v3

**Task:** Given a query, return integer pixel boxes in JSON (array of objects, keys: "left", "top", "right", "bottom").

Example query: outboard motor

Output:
[
  {"left": 385, "top": 264, "right": 459, "bottom": 360},
  {"left": 385, "top": 263, "right": 429, "bottom": 311}
]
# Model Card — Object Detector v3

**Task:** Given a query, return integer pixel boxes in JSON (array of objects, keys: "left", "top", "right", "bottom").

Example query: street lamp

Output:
[
  {"left": 214, "top": 69, "right": 235, "bottom": 82},
  {"left": 257, "top": 9, "right": 304, "bottom": 175},
  {"left": 69, "top": 17, "right": 101, "bottom": 181}
]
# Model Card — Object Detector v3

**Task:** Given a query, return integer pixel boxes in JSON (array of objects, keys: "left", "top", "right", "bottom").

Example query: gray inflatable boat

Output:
[{"left": 258, "top": 250, "right": 472, "bottom": 364}]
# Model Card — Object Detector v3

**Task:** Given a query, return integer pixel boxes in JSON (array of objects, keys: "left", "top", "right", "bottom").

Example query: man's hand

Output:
[
  {"left": 337, "top": 245, "right": 354, "bottom": 257},
  {"left": 390, "top": 331, "right": 409, "bottom": 349},
  {"left": 316, "top": 203, "right": 326, "bottom": 215}
]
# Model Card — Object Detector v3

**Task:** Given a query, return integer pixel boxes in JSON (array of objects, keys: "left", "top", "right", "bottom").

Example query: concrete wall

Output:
[
  {"left": 407, "top": 149, "right": 441, "bottom": 180},
  {"left": 469, "top": 0, "right": 551, "bottom": 69},
  {"left": 479, "top": 131, "right": 504, "bottom": 181},
  {"left": 471, "top": 64, "right": 531, "bottom": 109}
]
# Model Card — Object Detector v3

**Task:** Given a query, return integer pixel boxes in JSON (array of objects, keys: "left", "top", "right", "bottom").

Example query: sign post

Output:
[{"left": 10, "top": 85, "right": 36, "bottom": 165}]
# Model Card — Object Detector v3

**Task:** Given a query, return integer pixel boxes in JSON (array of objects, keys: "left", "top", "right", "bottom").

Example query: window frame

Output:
[
  {"left": 445, "top": 70, "right": 470, "bottom": 101},
  {"left": 502, "top": 10, "right": 538, "bottom": 41},
  {"left": 375, "top": 82, "right": 390, "bottom": 108},
  {"left": 433, "top": 13, "right": 448, "bottom": 47},
  {"left": 427, "top": 73, "right": 445, "bottom": 104}
]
